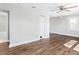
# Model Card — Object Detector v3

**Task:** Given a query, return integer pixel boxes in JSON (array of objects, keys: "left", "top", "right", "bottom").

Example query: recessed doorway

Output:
[{"left": 0, "top": 10, "right": 9, "bottom": 54}]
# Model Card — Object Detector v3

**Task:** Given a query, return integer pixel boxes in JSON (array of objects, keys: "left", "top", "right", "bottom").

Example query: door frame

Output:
[
  {"left": 40, "top": 15, "right": 45, "bottom": 39},
  {"left": 0, "top": 9, "right": 10, "bottom": 44}
]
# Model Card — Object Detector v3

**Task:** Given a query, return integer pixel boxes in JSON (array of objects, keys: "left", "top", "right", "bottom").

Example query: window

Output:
[{"left": 69, "top": 17, "right": 79, "bottom": 31}]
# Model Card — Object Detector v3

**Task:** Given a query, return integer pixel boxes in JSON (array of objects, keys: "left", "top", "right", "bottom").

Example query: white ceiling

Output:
[
  {"left": 0, "top": 3, "right": 79, "bottom": 17},
  {"left": 26, "top": 3, "right": 79, "bottom": 17}
]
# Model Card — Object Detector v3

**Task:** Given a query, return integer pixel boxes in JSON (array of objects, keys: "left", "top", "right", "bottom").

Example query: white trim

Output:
[
  {"left": 51, "top": 32, "right": 79, "bottom": 37},
  {"left": 0, "top": 40, "right": 9, "bottom": 43},
  {"left": 42, "top": 35, "right": 50, "bottom": 39},
  {"left": 9, "top": 38, "right": 40, "bottom": 48}
]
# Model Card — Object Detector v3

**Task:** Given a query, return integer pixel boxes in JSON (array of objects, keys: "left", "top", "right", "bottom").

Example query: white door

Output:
[
  {"left": 0, "top": 11, "right": 8, "bottom": 43},
  {"left": 40, "top": 15, "right": 49, "bottom": 39},
  {"left": 40, "top": 16, "right": 45, "bottom": 38}
]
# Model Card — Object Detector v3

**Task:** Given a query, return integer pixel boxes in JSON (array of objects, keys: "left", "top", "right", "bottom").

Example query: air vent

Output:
[{"left": 32, "top": 6, "right": 36, "bottom": 8}]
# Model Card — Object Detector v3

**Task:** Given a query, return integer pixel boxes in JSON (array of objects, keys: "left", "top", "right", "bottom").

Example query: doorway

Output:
[
  {"left": 40, "top": 15, "right": 49, "bottom": 39},
  {"left": 0, "top": 10, "right": 9, "bottom": 54}
]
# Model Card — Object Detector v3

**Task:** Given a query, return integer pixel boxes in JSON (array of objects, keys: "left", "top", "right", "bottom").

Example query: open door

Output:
[
  {"left": 40, "top": 15, "right": 45, "bottom": 38},
  {"left": 0, "top": 10, "right": 9, "bottom": 54},
  {"left": 40, "top": 15, "right": 49, "bottom": 39}
]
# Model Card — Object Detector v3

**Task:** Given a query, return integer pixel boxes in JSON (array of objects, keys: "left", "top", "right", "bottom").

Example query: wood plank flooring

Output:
[
  {"left": 9, "top": 33, "right": 79, "bottom": 55},
  {"left": 0, "top": 42, "right": 9, "bottom": 55}
]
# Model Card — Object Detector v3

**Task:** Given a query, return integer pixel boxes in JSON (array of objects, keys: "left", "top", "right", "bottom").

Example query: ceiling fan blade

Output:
[
  {"left": 58, "top": 3, "right": 71, "bottom": 8},
  {"left": 65, "top": 5, "right": 78, "bottom": 9},
  {"left": 65, "top": 9, "right": 70, "bottom": 12}
]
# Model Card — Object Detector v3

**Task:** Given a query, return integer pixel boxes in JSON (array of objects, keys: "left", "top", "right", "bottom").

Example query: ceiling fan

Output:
[{"left": 51, "top": 4, "right": 78, "bottom": 13}]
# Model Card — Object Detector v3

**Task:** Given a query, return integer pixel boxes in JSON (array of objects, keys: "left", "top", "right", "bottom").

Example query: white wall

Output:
[
  {"left": 50, "top": 14, "right": 79, "bottom": 37},
  {"left": 0, "top": 3, "right": 50, "bottom": 48},
  {"left": 9, "top": 7, "right": 40, "bottom": 47},
  {"left": 0, "top": 4, "right": 40, "bottom": 47}
]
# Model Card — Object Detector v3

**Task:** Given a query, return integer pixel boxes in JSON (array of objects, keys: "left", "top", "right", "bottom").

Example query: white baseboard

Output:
[
  {"left": 9, "top": 38, "right": 40, "bottom": 48},
  {"left": 0, "top": 40, "right": 9, "bottom": 43},
  {"left": 50, "top": 32, "right": 79, "bottom": 37},
  {"left": 42, "top": 36, "right": 50, "bottom": 39}
]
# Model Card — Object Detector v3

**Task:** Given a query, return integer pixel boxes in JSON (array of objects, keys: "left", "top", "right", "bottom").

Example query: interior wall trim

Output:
[
  {"left": 50, "top": 32, "right": 79, "bottom": 38},
  {"left": 9, "top": 38, "right": 40, "bottom": 48}
]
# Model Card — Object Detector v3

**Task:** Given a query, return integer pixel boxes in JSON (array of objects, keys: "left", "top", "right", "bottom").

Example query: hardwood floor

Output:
[
  {"left": 0, "top": 42, "right": 9, "bottom": 55},
  {"left": 9, "top": 33, "right": 79, "bottom": 55}
]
